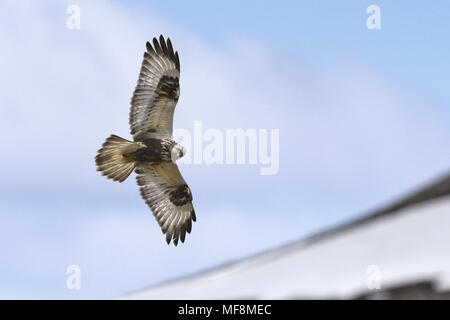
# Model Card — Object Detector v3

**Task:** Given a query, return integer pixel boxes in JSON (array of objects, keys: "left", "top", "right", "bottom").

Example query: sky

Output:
[{"left": 0, "top": 0, "right": 449, "bottom": 299}]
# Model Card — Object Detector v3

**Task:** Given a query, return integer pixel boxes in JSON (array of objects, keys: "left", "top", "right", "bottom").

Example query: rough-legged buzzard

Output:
[{"left": 95, "top": 35, "right": 195, "bottom": 246}]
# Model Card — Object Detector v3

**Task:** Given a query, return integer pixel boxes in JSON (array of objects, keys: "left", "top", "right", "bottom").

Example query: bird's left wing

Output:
[
  {"left": 130, "top": 35, "right": 180, "bottom": 141},
  {"left": 135, "top": 162, "right": 196, "bottom": 246}
]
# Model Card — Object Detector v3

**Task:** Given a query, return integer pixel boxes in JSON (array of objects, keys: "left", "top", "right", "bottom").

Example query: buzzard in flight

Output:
[{"left": 95, "top": 35, "right": 195, "bottom": 246}]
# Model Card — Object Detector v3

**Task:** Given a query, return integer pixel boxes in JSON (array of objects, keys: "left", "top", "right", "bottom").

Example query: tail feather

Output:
[{"left": 95, "top": 134, "right": 140, "bottom": 182}]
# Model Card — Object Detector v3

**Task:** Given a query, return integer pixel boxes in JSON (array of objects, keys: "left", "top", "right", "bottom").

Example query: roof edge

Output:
[{"left": 122, "top": 170, "right": 450, "bottom": 297}]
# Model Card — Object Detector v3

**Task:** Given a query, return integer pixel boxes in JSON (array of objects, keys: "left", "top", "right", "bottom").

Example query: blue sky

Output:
[
  {"left": 132, "top": 0, "right": 450, "bottom": 106},
  {"left": 0, "top": 0, "right": 449, "bottom": 299}
]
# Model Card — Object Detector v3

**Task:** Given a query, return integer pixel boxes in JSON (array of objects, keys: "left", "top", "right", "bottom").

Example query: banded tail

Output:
[{"left": 95, "top": 134, "right": 142, "bottom": 182}]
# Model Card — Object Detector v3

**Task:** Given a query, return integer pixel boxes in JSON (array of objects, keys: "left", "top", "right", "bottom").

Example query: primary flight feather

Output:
[{"left": 95, "top": 35, "right": 195, "bottom": 246}]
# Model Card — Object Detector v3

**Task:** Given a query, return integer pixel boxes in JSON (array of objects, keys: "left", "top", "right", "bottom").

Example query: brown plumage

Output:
[{"left": 95, "top": 35, "right": 195, "bottom": 246}]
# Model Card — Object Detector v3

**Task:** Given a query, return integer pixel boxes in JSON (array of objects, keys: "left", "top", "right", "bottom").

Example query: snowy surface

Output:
[{"left": 122, "top": 196, "right": 450, "bottom": 299}]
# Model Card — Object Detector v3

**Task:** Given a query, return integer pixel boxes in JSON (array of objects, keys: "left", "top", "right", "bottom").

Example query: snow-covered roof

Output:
[{"left": 122, "top": 173, "right": 450, "bottom": 299}]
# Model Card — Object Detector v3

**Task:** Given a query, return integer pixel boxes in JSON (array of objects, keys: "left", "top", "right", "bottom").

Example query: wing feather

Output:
[
  {"left": 174, "top": 51, "right": 180, "bottom": 71},
  {"left": 146, "top": 41, "right": 157, "bottom": 55},
  {"left": 153, "top": 37, "right": 163, "bottom": 54},
  {"left": 136, "top": 163, "right": 195, "bottom": 246},
  {"left": 166, "top": 38, "right": 175, "bottom": 61},
  {"left": 130, "top": 35, "right": 180, "bottom": 141},
  {"left": 159, "top": 35, "right": 168, "bottom": 56}
]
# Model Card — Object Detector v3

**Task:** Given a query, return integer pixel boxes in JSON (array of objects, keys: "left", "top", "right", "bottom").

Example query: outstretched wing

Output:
[
  {"left": 130, "top": 35, "right": 180, "bottom": 141},
  {"left": 135, "top": 162, "right": 196, "bottom": 246}
]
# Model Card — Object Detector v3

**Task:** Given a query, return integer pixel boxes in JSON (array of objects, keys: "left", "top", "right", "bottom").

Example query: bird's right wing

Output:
[
  {"left": 135, "top": 162, "right": 196, "bottom": 246},
  {"left": 129, "top": 35, "right": 180, "bottom": 141}
]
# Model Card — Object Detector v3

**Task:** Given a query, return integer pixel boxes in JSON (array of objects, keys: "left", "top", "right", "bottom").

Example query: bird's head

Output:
[{"left": 171, "top": 143, "right": 186, "bottom": 162}]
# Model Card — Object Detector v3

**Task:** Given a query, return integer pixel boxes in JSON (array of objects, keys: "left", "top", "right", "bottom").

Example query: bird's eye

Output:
[{"left": 179, "top": 150, "right": 183, "bottom": 157}]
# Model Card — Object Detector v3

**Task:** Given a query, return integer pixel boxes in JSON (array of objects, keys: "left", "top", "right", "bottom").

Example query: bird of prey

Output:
[{"left": 95, "top": 35, "right": 195, "bottom": 246}]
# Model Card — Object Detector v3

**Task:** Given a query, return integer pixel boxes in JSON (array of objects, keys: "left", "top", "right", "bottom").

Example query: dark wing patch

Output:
[
  {"left": 169, "top": 184, "right": 193, "bottom": 206},
  {"left": 130, "top": 35, "right": 181, "bottom": 141},
  {"left": 157, "top": 75, "right": 179, "bottom": 101},
  {"left": 135, "top": 163, "right": 196, "bottom": 246}
]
